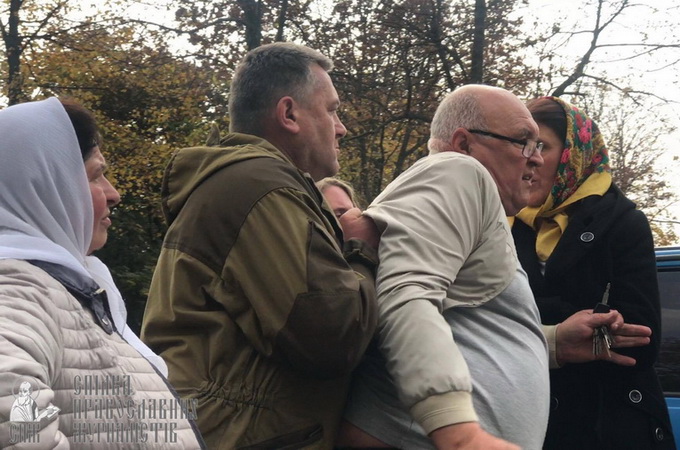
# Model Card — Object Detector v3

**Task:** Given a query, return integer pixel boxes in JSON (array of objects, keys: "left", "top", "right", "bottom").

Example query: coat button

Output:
[
  {"left": 580, "top": 232, "right": 595, "bottom": 242},
  {"left": 550, "top": 397, "right": 559, "bottom": 411},
  {"left": 655, "top": 427, "right": 664, "bottom": 441},
  {"left": 629, "top": 389, "right": 642, "bottom": 403}
]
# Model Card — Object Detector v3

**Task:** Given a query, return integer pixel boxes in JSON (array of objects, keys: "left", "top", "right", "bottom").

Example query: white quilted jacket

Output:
[{"left": 0, "top": 259, "right": 203, "bottom": 449}]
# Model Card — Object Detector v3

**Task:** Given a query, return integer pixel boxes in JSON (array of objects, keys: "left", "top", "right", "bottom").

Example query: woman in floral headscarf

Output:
[{"left": 512, "top": 97, "right": 674, "bottom": 449}]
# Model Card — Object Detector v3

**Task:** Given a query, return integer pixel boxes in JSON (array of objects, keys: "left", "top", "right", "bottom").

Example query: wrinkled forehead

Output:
[{"left": 483, "top": 92, "right": 539, "bottom": 139}]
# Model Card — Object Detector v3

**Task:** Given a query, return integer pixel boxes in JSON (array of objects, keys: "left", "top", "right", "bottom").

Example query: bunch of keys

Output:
[{"left": 593, "top": 282, "right": 613, "bottom": 357}]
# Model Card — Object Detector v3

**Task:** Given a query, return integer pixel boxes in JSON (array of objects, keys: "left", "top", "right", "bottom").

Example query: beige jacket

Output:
[{"left": 365, "top": 152, "right": 532, "bottom": 432}]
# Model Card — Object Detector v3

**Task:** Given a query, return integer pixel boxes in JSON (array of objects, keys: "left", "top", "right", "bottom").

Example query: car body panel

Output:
[
  {"left": 667, "top": 397, "right": 680, "bottom": 445},
  {"left": 656, "top": 246, "right": 680, "bottom": 444}
]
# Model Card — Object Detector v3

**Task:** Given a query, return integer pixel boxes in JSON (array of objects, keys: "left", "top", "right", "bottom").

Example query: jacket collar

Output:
[
  {"left": 29, "top": 260, "right": 116, "bottom": 334},
  {"left": 544, "top": 185, "right": 634, "bottom": 278}
]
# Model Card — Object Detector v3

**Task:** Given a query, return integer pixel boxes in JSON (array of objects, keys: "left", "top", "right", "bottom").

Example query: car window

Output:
[{"left": 657, "top": 269, "right": 680, "bottom": 395}]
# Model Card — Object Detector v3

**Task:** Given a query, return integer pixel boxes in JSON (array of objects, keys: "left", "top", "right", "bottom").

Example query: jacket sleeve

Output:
[
  {"left": 542, "top": 325, "right": 560, "bottom": 368},
  {"left": 216, "top": 187, "right": 378, "bottom": 379},
  {"left": 0, "top": 272, "right": 67, "bottom": 449},
  {"left": 366, "top": 158, "right": 501, "bottom": 434},
  {"left": 605, "top": 208, "right": 661, "bottom": 368}
]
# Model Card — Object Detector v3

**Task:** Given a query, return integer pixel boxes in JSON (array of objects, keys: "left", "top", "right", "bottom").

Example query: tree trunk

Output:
[
  {"left": 275, "top": 0, "right": 288, "bottom": 42},
  {"left": 470, "top": 0, "right": 486, "bottom": 84},
  {"left": 5, "top": 0, "right": 25, "bottom": 105},
  {"left": 237, "top": 0, "right": 263, "bottom": 50}
]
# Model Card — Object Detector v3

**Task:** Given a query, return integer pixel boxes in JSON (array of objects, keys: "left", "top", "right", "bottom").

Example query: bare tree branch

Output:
[
  {"left": 551, "top": 0, "right": 630, "bottom": 97},
  {"left": 126, "top": 17, "right": 242, "bottom": 36},
  {"left": 580, "top": 74, "right": 676, "bottom": 104}
]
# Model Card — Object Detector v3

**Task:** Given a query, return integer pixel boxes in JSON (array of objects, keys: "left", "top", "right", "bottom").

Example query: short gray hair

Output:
[
  {"left": 428, "top": 86, "right": 488, "bottom": 154},
  {"left": 229, "top": 42, "right": 333, "bottom": 135}
]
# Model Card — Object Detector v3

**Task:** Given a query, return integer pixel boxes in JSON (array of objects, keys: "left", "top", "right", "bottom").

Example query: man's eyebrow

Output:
[{"left": 516, "top": 128, "right": 534, "bottom": 139}]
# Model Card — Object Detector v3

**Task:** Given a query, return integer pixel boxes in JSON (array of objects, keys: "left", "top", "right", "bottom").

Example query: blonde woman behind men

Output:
[{"left": 317, "top": 177, "right": 362, "bottom": 219}]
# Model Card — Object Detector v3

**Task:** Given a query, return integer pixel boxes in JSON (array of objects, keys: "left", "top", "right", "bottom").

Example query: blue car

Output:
[{"left": 656, "top": 246, "right": 680, "bottom": 444}]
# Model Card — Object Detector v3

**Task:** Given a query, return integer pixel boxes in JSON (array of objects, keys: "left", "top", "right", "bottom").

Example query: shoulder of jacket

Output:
[
  {"left": 0, "top": 259, "right": 65, "bottom": 292},
  {"left": 405, "top": 153, "right": 491, "bottom": 189}
]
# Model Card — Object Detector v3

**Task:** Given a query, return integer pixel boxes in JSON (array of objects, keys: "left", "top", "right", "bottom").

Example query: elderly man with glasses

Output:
[{"left": 338, "top": 85, "right": 652, "bottom": 450}]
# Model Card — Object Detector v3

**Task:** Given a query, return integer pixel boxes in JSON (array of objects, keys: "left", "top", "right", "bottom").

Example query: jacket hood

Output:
[{"left": 161, "top": 132, "right": 292, "bottom": 225}]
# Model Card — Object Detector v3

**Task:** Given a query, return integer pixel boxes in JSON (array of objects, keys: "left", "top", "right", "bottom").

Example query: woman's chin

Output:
[{"left": 87, "top": 236, "right": 108, "bottom": 255}]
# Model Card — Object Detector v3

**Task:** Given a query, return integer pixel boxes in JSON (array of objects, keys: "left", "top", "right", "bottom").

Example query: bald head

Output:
[
  {"left": 429, "top": 85, "right": 532, "bottom": 154},
  {"left": 428, "top": 84, "right": 543, "bottom": 215}
]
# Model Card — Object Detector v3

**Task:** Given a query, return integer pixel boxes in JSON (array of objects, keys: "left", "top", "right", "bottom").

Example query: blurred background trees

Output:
[{"left": 2, "top": 0, "right": 678, "bottom": 330}]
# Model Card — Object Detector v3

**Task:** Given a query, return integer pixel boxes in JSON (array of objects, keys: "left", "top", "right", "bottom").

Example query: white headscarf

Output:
[
  {"left": 0, "top": 97, "right": 92, "bottom": 274},
  {"left": 0, "top": 98, "right": 167, "bottom": 375}
]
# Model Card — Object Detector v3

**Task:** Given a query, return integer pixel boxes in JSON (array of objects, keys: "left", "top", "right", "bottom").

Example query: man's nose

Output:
[
  {"left": 336, "top": 117, "right": 347, "bottom": 139},
  {"left": 528, "top": 149, "right": 544, "bottom": 167}
]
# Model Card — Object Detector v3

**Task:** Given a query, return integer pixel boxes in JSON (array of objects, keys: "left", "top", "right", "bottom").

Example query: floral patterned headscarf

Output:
[
  {"left": 545, "top": 96, "right": 611, "bottom": 210},
  {"left": 516, "top": 97, "right": 612, "bottom": 261}
]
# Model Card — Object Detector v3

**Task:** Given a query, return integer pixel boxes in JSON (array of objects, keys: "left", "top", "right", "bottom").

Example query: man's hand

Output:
[
  {"left": 430, "top": 422, "right": 520, "bottom": 450},
  {"left": 555, "top": 309, "right": 652, "bottom": 366},
  {"left": 339, "top": 208, "right": 380, "bottom": 250}
]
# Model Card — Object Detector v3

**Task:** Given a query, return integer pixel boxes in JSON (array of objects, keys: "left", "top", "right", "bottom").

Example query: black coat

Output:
[{"left": 512, "top": 185, "right": 676, "bottom": 450}]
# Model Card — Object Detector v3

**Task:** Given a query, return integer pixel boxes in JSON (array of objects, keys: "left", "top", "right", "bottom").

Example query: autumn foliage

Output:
[{"left": 1, "top": 0, "right": 678, "bottom": 329}]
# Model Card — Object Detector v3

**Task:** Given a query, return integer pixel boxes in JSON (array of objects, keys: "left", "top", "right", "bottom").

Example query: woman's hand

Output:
[{"left": 555, "top": 309, "right": 651, "bottom": 366}]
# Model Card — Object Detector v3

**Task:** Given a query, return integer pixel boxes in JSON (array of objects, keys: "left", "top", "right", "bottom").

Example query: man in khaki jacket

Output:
[{"left": 142, "top": 43, "right": 378, "bottom": 449}]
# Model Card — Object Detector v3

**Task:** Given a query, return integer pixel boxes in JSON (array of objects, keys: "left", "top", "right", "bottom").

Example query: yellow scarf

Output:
[
  {"left": 516, "top": 172, "right": 611, "bottom": 261},
  {"left": 515, "top": 97, "right": 612, "bottom": 261}
]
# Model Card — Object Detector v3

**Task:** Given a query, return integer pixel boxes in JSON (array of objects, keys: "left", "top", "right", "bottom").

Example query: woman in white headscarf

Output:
[
  {"left": 0, "top": 97, "right": 204, "bottom": 448},
  {"left": 62, "top": 97, "right": 168, "bottom": 374}
]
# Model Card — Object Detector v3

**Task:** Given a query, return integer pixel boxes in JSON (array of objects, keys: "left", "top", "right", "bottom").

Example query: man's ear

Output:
[
  {"left": 451, "top": 128, "right": 471, "bottom": 155},
  {"left": 275, "top": 96, "right": 301, "bottom": 134}
]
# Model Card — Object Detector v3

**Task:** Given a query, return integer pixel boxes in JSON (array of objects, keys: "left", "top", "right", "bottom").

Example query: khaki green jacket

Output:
[{"left": 142, "top": 133, "right": 377, "bottom": 449}]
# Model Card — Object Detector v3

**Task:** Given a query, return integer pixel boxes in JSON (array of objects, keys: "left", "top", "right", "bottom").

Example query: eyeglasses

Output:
[{"left": 468, "top": 129, "right": 544, "bottom": 159}]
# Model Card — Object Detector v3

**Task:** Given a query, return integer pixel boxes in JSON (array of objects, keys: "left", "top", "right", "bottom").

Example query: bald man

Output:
[{"left": 338, "top": 83, "right": 659, "bottom": 449}]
